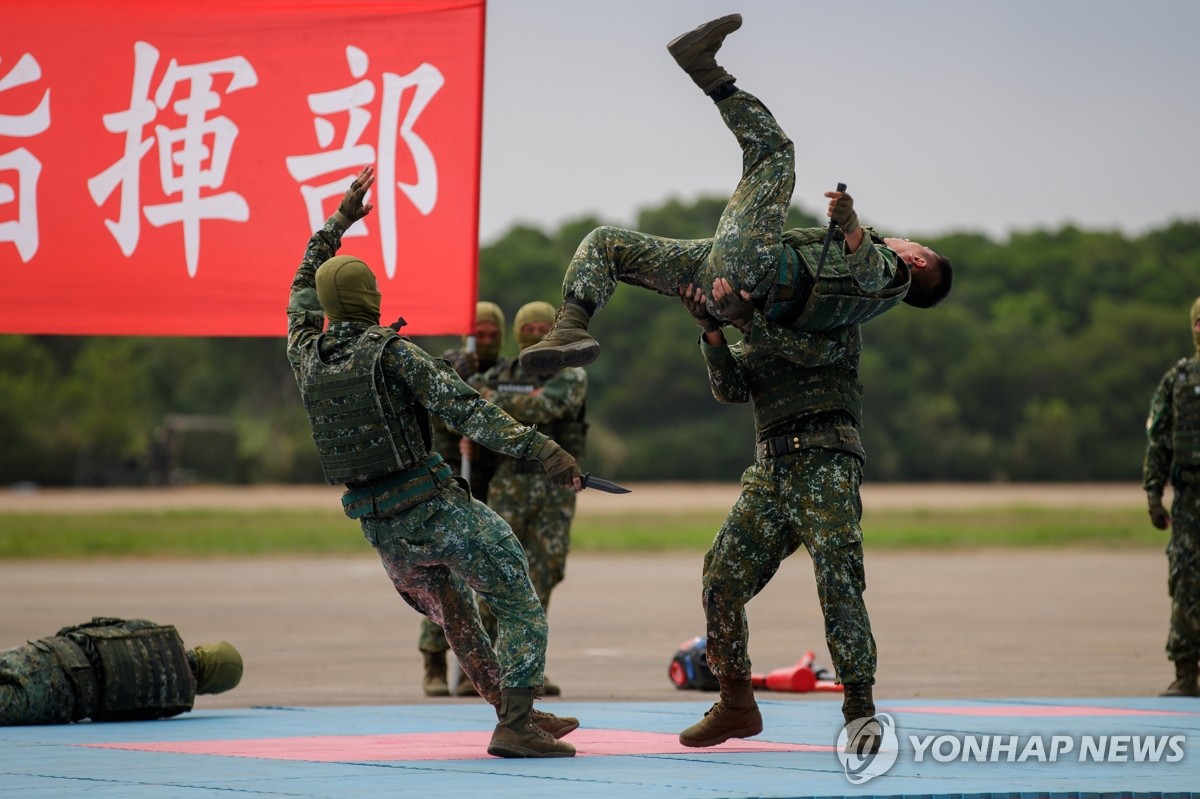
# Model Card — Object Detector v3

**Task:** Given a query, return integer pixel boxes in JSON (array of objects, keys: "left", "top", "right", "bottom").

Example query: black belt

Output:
[{"left": 755, "top": 425, "right": 863, "bottom": 460}]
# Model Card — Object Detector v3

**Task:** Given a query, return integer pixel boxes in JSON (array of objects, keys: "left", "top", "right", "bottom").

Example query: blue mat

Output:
[{"left": 2, "top": 697, "right": 1197, "bottom": 798}]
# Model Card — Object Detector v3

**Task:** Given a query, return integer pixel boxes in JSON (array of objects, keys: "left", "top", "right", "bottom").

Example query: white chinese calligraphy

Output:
[
  {"left": 0, "top": 53, "right": 51, "bottom": 263},
  {"left": 286, "top": 45, "right": 443, "bottom": 278},
  {"left": 88, "top": 42, "right": 258, "bottom": 277}
]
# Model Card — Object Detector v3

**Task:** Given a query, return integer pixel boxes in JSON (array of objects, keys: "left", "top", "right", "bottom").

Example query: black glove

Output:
[
  {"left": 536, "top": 439, "right": 581, "bottom": 488},
  {"left": 338, "top": 176, "right": 372, "bottom": 223},
  {"left": 829, "top": 191, "right": 860, "bottom": 235},
  {"left": 713, "top": 289, "right": 755, "bottom": 334},
  {"left": 1148, "top": 497, "right": 1170, "bottom": 530},
  {"left": 679, "top": 285, "right": 720, "bottom": 333}
]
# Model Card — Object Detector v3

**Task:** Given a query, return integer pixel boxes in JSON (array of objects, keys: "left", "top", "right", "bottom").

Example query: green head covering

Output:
[
  {"left": 514, "top": 301, "right": 556, "bottom": 350},
  {"left": 473, "top": 301, "right": 505, "bottom": 364},
  {"left": 1191, "top": 296, "right": 1200, "bottom": 351},
  {"left": 315, "top": 255, "right": 381, "bottom": 325},
  {"left": 190, "top": 641, "right": 244, "bottom": 695}
]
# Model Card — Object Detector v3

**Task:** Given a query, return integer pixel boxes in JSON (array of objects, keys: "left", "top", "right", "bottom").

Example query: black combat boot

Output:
[
  {"left": 842, "top": 682, "right": 882, "bottom": 755},
  {"left": 1160, "top": 658, "right": 1200, "bottom": 697},
  {"left": 421, "top": 651, "right": 450, "bottom": 697},
  {"left": 487, "top": 687, "right": 576, "bottom": 758},
  {"left": 666, "top": 14, "right": 742, "bottom": 95},
  {"left": 678, "top": 677, "right": 763, "bottom": 747}
]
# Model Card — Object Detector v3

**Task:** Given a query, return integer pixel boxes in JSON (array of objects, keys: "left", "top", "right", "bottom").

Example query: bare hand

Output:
[
  {"left": 337, "top": 165, "right": 376, "bottom": 223},
  {"left": 678, "top": 283, "right": 719, "bottom": 332}
]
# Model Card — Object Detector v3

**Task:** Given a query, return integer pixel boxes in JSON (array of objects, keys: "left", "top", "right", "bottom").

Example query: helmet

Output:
[{"left": 668, "top": 636, "right": 719, "bottom": 691}]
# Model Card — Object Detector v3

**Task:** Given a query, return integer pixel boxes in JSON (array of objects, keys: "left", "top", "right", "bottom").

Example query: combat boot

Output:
[
  {"left": 1160, "top": 659, "right": 1200, "bottom": 697},
  {"left": 422, "top": 651, "right": 450, "bottom": 697},
  {"left": 529, "top": 706, "right": 580, "bottom": 738},
  {"left": 456, "top": 675, "right": 480, "bottom": 697},
  {"left": 842, "top": 682, "right": 882, "bottom": 755},
  {"left": 678, "top": 677, "right": 763, "bottom": 747},
  {"left": 666, "top": 14, "right": 742, "bottom": 95},
  {"left": 487, "top": 687, "right": 576, "bottom": 758},
  {"left": 518, "top": 301, "right": 598, "bottom": 374}
]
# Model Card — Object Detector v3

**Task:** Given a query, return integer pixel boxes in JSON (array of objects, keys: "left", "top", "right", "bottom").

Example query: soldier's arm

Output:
[
  {"left": 844, "top": 234, "right": 901, "bottom": 293},
  {"left": 1143, "top": 365, "right": 1178, "bottom": 501},
  {"left": 700, "top": 335, "right": 750, "bottom": 405},
  {"left": 485, "top": 369, "right": 587, "bottom": 426}
]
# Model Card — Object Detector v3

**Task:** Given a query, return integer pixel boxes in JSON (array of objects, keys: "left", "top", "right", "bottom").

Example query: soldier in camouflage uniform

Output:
[
  {"left": 520, "top": 13, "right": 952, "bottom": 377},
  {"left": 472, "top": 301, "right": 588, "bottom": 697},
  {"left": 1143, "top": 296, "right": 1200, "bottom": 698},
  {"left": 419, "top": 301, "right": 506, "bottom": 697},
  {"left": 1, "top": 617, "right": 242, "bottom": 725},
  {"left": 287, "top": 166, "right": 582, "bottom": 758},
  {"left": 677, "top": 277, "right": 882, "bottom": 755}
]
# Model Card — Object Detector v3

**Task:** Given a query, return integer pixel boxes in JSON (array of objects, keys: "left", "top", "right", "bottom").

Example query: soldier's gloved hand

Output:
[
  {"left": 712, "top": 277, "right": 755, "bottom": 334},
  {"left": 337, "top": 165, "right": 375, "bottom": 223},
  {"left": 679, "top": 284, "right": 720, "bottom": 333},
  {"left": 1148, "top": 497, "right": 1170, "bottom": 530},
  {"left": 827, "top": 190, "right": 860, "bottom": 235},
  {"left": 536, "top": 439, "right": 582, "bottom": 489}
]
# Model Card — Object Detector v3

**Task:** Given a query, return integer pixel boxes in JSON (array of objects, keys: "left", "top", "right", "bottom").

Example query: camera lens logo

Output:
[{"left": 836, "top": 713, "right": 899, "bottom": 784}]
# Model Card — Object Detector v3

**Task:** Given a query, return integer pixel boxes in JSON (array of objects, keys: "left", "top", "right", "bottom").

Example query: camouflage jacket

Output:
[
  {"left": 474, "top": 359, "right": 588, "bottom": 459},
  {"left": 1144, "top": 354, "right": 1200, "bottom": 499}
]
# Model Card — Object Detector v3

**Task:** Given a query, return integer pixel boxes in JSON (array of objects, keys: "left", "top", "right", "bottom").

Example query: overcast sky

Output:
[{"left": 478, "top": 0, "right": 1200, "bottom": 245}]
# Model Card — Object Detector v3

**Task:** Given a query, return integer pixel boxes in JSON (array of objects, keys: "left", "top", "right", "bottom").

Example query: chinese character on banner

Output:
[
  {"left": 0, "top": 52, "right": 51, "bottom": 263},
  {"left": 88, "top": 41, "right": 259, "bottom": 278},
  {"left": 287, "top": 45, "right": 444, "bottom": 279}
]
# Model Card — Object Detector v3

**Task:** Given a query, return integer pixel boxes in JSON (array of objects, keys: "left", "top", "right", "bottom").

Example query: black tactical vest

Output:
[
  {"left": 1172, "top": 356, "right": 1200, "bottom": 469},
  {"left": 51, "top": 618, "right": 195, "bottom": 722},
  {"left": 300, "top": 325, "right": 430, "bottom": 485},
  {"left": 765, "top": 228, "right": 910, "bottom": 331}
]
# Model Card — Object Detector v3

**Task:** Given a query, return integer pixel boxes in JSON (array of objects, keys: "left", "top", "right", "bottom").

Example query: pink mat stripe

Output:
[
  {"left": 881, "top": 704, "right": 1198, "bottom": 717},
  {"left": 85, "top": 729, "right": 834, "bottom": 761}
]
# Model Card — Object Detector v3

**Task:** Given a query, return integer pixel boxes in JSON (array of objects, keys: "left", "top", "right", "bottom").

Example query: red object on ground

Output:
[{"left": 750, "top": 651, "right": 844, "bottom": 693}]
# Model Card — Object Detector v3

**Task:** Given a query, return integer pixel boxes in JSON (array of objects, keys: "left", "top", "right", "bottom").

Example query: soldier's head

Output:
[
  {"left": 473, "top": 301, "right": 505, "bottom": 366},
  {"left": 885, "top": 238, "right": 953, "bottom": 309},
  {"left": 315, "top": 255, "right": 381, "bottom": 325},
  {"left": 1190, "top": 296, "right": 1200, "bottom": 349},
  {"left": 514, "top": 301, "right": 556, "bottom": 350},
  {"left": 189, "top": 641, "right": 243, "bottom": 695}
]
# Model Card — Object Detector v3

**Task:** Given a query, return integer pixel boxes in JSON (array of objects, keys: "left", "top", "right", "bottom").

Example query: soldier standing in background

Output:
[
  {"left": 418, "top": 301, "right": 506, "bottom": 697},
  {"left": 1143, "top": 296, "right": 1200, "bottom": 698},
  {"left": 286, "top": 166, "right": 582, "bottom": 757},
  {"left": 1, "top": 617, "right": 242, "bottom": 725},
  {"left": 473, "top": 301, "right": 588, "bottom": 697}
]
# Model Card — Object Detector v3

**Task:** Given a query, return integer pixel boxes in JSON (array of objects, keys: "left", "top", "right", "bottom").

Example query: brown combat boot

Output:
[
  {"left": 678, "top": 677, "right": 763, "bottom": 747},
  {"left": 422, "top": 651, "right": 450, "bottom": 697},
  {"left": 666, "top": 14, "right": 742, "bottom": 94},
  {"left": 1160, "top": 659, "right": 1200, "bottom": 697},
  {"left": 842, "top": 682, "right": 882, "bottom": 755},
  {"left": 517, "top": 301, "right": 598, "bottom": 375},
  {"left": 529, "top": 706, "right": 580, "bottom": 738},
  {"left": 456, "top": 674, "right": 480, "bottom": 697},
  {"left": 487, "top": 688, "right": 576, "bottom": 758}
]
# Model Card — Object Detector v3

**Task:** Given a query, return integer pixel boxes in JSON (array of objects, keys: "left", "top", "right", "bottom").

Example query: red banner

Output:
[{"left": 0, "top": 0, "right": 484, "bottom": 336}]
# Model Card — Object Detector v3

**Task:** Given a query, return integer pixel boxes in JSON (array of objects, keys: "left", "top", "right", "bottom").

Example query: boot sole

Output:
[
  {"left": 678, "top": 720, "right": 764, "bottom": 748},
  {"left": 519, "top": 341, "right": 600, "bottom": 374},
  {"left": 667, "top": 14, "right": 743, "bottom": 59},
  {"left": 486, "top": 744, "right": 576, "bottom": 758}
]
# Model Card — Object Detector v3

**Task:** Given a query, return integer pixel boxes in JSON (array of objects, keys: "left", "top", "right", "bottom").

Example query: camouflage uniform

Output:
[
  {"left": 0, "top": 618, "right": 197, "bottom": 725},
  {"left": 698, "top": 313, "right": 876, "bottom": 686},
  {"left": 476, "top": 358, "right": 587, "bottom": 613},
  {"left": 287, "top": 220, "right": 552, "bottom": 701},
  {"left": 561, "top": 89, "right": 908, "bottom": 332},
  {"left": 1144, "top": 354, "right": 1200, "bottom": 672}
]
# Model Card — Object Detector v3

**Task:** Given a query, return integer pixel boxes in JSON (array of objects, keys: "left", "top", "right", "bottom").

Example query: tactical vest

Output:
[
  {"left": 764, "top": 228, "right": 910, "bottom": 332},
  {"left": 489, "top": 362, "right": 588, "bottom": 458},
  {"left": 1172, "top": 356, "right": 1200, "bottom": 469},
  {"left": 50, "top": 618, "right": 195, "bottom": 722},
  {"left": 300, "top": 325, "right": 429, "bottom": 485},
  {"left": 744, "top": 348, "right": 863, "bottom": 441}
]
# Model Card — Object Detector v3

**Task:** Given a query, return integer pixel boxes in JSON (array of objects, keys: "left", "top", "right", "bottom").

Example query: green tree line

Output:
[{"left": 3, "top": 197, "right": 1198, "bottom": 485}]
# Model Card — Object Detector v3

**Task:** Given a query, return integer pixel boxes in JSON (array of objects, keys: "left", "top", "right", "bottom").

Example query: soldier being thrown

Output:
[
  {"left": 286, "top": 165, "right": 582, "bottom": 758},
  {"left": 520, "top": 12, "right": 952, "bottom": 376}
]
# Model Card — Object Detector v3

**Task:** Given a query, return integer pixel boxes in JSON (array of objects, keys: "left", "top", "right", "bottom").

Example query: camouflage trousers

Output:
[
  {"left": 1167, "top": 484, "right": 1200, "bottom": 661},
  {"left": 561, "top": 90, "right": 793, "bottom": 316},
  {"left": 0, "top": 642, "right": 77, "bottom": 725},
  {"left": 702, "top": 447, "right": 877, "bottom": 686},
  {"left": 362, "top": 478, "right": 547, "bottom": 703}
]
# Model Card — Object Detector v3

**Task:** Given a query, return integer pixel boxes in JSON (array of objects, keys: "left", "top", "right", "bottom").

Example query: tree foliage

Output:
[{"left": 2, "top": 197, "right": 1197, "bottom": 485}]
